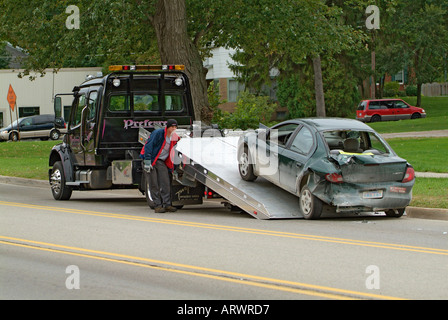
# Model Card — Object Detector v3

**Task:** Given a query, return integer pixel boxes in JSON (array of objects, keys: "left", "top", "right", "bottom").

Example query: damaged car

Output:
[{"left": 237, "top": 118, "right": 415, "bottom": 220}]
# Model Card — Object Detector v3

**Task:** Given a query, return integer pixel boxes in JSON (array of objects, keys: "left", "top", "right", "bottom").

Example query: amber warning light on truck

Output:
[{"left": 109, "top": 65, "right": 185, "bottom": 72}]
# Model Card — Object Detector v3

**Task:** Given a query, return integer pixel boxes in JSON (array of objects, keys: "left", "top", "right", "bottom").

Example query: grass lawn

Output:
[
  {"left": 386, "top": 137, "right": 448, "bottom": 173},
  {"left": 411, "top": 178, "right": 448, "bottom": 209},
  {"left": 0, "top": 140, "right": 59, "bottom": 180},
  {"left": 367, "top": 96, "right": 448, "bottom": 133}
]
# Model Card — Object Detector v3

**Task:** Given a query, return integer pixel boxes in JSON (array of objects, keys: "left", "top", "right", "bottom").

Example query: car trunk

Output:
[{"left": 334, "top": 153, "right": 407, "bottom": 183}]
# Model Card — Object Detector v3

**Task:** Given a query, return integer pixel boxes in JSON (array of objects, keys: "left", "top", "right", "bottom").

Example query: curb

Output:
[{"left": 1, "top": 175, "right": 447, "bottom": 221}]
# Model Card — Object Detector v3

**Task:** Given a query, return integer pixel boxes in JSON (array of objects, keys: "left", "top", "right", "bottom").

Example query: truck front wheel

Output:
[{"left": 50, "top": 161, "right": 72, "bottom": 200}]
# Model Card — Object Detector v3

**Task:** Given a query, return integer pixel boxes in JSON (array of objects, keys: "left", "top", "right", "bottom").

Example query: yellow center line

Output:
[
  {"left": 1, "top": 200, "right": 447, "bottom": 255},
  {"left": 0, "top": 236, "right": 404, "bottom": 300}
]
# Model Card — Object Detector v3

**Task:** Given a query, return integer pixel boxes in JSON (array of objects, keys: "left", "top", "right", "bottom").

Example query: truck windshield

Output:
[{"left": 108, "top": 93, "right": 184, "bottom": 113}]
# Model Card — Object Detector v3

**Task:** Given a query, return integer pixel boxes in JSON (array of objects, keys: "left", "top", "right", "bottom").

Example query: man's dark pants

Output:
[{"left": 148, "top": 159, "right": 172, "bottom": 208}]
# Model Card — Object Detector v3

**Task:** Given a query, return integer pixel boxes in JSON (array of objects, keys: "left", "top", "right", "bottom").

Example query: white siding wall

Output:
[
  {"left": 0, "top": 67, "right": 102, "bottom": 126},
  {"left": 205, "top": 47, "right": 237, "bottom": 80}
]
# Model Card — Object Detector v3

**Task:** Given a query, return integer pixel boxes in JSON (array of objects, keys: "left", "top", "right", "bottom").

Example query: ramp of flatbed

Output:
[{"left": 176, "top": 136, "right": 303, "bottom": 219}]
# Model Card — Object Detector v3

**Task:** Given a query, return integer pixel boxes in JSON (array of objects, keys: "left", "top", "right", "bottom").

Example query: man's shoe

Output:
[
  {"left": 154, "top": 207, "right": 166, "bottom": 213},
  {"left": 165, "top": 206, "right": 177, "bottom": 212}
]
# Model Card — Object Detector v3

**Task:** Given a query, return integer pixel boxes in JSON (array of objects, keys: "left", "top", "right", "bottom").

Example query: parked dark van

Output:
[{"left": 0, "top": 114, "right": 66, "bottom": 141}]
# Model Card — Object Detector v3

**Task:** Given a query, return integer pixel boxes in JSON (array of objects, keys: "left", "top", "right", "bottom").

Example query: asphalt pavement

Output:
[{"left": 1, "top": 130, "right": 447, "bottom": 221}]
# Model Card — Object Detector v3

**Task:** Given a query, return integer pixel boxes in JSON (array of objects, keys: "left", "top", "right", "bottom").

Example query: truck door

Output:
[
  {"left": 68, "top": 91, "right": 88, "bottom": 165},
  {"left": 84, "top": 90, "right": 99, "bottom": 165}
]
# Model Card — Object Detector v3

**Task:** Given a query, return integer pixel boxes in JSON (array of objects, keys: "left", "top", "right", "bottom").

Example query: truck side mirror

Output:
[{"left": 54, "top": 97, "right": 62, "bottom": 118}]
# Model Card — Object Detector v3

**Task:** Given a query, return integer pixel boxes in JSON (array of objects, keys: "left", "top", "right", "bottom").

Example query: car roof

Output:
[{"left": 291, "top": 118, "right": 374, "bottom": 132}]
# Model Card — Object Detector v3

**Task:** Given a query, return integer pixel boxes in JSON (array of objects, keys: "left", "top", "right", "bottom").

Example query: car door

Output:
[
  {"left": 393, "top": 100, "right": 411, "bottom": 120},
  {"left": 19, "top": 117, "right": 35, "bottom": 139},
  {"left": 380, "top": 100, "right": 395, "bottom": 121},
  {"left": 279, "top": 125, "right": 315, "bottom": 193},
  {"left": 262, "top": 123, "right": 300, "bottom": 186}
]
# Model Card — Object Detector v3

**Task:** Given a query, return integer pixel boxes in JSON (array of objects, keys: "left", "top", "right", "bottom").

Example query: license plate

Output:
[{"left": 363, "top": 190, "right": 383, "bottom": 199}]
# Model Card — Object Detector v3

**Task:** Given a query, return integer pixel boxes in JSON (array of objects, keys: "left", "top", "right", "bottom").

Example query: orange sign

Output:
[{"left": 7, "top": 84, "right": 17, "bottom": 112}]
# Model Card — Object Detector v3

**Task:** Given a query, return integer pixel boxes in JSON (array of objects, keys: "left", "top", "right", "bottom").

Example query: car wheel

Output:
[
  {"left": 385, "top": 208, "right": 405, "bottom": 218},
  {"left": 238, "top": 146, "right": 257, "bottom": 181},
  {"left": 9, "top": 132, "right": 18, "bottom": 141},
  {"left": 370, "top": 115, "right": 381, "bottom": 122},
  {"left": 50, "top": 129, "right": 60, "bottom": 140},
  {"left": 299, "top": 185, "right": 323, "bottom": 220},
  {"left": 144, "top": 172, "right": 155, "bottom": 209},
  {"left": 411, "top": 113, "right": 421, "bottom": 119},
  {"left": 50, "top": 161, "right": 72, "bottom": 200}
]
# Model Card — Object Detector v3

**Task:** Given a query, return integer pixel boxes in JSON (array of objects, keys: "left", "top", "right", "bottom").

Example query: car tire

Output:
[
  {"left": 50, "top": 129, "right": 60, "bottom": 140},
  {"left": 9, "top": 132, "right": 18, "bottom": 141},
  {"left": 50, "top": 161, "right": 72, "bottom": 200},
  {"left": 238, "top": 146, "right": 257, "bottom": 181},
  {"left": 385, "top": 208, "right": 405, "bottom": 218},
  {"left": 299, "top": 185, "right": 323, "bottom": 220},
  {"left": 370, "top": 115, "right": 381, "bottom": 122},
  {"left": 411, "top": 113, "right": 421, "bottom": 119}
]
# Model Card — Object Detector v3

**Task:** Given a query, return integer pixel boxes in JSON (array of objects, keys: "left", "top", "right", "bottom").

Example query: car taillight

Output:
[
  {"left": 325, "top": 173, "right": 344, "bottom": 183},
  {"left": 402, "top": 166, "right": 415, "bottom": 183}
]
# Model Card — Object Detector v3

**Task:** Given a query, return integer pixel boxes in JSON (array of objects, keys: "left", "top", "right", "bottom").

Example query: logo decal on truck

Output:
[{"left": 123, "top": 119, "right": 167, "bottom": 130}]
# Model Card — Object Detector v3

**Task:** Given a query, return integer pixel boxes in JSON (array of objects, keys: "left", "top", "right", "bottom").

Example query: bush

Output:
[
  {"left": 383, "top": 81, "right": 400, "bottom": 97},
  {"left": 226, "top": 91, "right": 277, "bottom": 130},
  {"left": 405, "top": 85, "right": 418, "bottom": 96}
]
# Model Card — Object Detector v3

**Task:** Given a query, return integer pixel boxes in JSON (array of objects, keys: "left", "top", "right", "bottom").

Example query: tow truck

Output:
[{"left": 49, "top": 64, "right": 302, "bottom": 219}]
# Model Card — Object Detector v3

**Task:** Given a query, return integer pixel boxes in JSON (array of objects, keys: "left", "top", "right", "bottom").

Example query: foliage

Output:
[
  {"left": 383, "top": 81, "right": 400, "bottom": 97},
  {"left": 277, "top": 56, "right": 361, "bottom": 118},
  {"left": 208, "top": 81, "right": 230, "bottom": 127},
  {"left": 405, "top": 85, "right": 418, "bottom": 96},
  {"left": 223, "top": 91, "right": 277, "bottom": 130},
  {"left": 0, "top": 41, "right": 10, "bottom": 68}
]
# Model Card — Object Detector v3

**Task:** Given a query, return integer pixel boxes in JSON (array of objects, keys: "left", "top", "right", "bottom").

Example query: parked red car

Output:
[{"left": 357, "top": 99, "right": 426, "bottom": 122}]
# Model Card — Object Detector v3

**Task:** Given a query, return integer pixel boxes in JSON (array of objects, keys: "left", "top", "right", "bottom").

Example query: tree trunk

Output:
[
  {"left": 416, "top": 82, "right": 422, "bottom": 107},
  {"left": 312, "top": 55, "right": 326, "bottom": 117},
  {"left": 151, "top": 0, "right": 211, "bottom": 121}
]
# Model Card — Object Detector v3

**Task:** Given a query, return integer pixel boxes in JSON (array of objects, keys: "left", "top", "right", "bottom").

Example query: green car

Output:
[{"left": 237, "top": 118, "right": 415, "bottom": 220}]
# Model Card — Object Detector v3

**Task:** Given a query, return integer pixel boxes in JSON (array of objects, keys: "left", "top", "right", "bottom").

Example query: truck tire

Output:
[
  {"left": 299, "top": 185, "right": 323, "bottom": 220},
  {"left": 238, "top": 146, "right": 257, "bottom": 181},
  {"left": 50, "top": 161, "right": 72, "bottom": 200}
]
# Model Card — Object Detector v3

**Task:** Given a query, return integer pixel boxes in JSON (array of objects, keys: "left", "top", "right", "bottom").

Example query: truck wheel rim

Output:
[{"left": 50, "top": 169, "right": 62, "bottom": 193}]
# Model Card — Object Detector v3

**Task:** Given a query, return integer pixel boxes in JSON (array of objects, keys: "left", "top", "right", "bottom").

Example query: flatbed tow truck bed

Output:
[{"left": 176, "top": 136, "right": 304, "bottom": 220}]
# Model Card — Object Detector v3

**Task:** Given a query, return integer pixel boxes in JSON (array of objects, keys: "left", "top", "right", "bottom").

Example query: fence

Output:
[{"left": 421, "top": 82, "right": 448, "bottom": 96}]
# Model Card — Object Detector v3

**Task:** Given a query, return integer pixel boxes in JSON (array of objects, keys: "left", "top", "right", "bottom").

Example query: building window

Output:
[
  {"left": 228, "top": 79, "right": 245, "bottom": 102},
  {"left": 19, "top": 107, "right": 40, "bottom": 118}
]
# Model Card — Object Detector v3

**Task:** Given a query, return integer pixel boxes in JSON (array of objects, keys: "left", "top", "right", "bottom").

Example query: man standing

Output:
[{"left": 143, "top": 119, "right": 179, "bottom": 213}]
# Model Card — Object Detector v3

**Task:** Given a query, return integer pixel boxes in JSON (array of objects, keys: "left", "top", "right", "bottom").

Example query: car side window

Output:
[
  {"left": 368, "top": 101, "right": 380, "bottom": 110},
  {"left": 394, "top": 101, "right": 408, "bottom": 109},
  {"left": 290, "top": 127, "right": 313, "bottom": 154},
  {"left": 269, "top": 123, "right": 299, "bottom": 146}
]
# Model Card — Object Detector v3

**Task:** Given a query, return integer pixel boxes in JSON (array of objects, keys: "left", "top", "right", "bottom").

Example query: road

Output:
[{"left": 1, "top": 181, "right": 448, "bottom": 302}]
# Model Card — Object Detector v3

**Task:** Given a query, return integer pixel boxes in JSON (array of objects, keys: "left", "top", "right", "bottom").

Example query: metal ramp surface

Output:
[{"left": 176, "top": 136, "right": 303, "bottom": 219}]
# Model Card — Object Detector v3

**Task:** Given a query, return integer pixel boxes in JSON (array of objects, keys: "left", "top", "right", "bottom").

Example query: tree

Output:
[
  {"left": 375, "top": 0, "right": 448, "bottom": 105},
  {"left": 222, "top": 0, "right": 366, "bottom": 117}
]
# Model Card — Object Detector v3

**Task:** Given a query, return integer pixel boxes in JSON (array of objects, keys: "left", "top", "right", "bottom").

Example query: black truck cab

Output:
[{"left": 49, "top": 65, "right": 202, "bottom": 203}]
